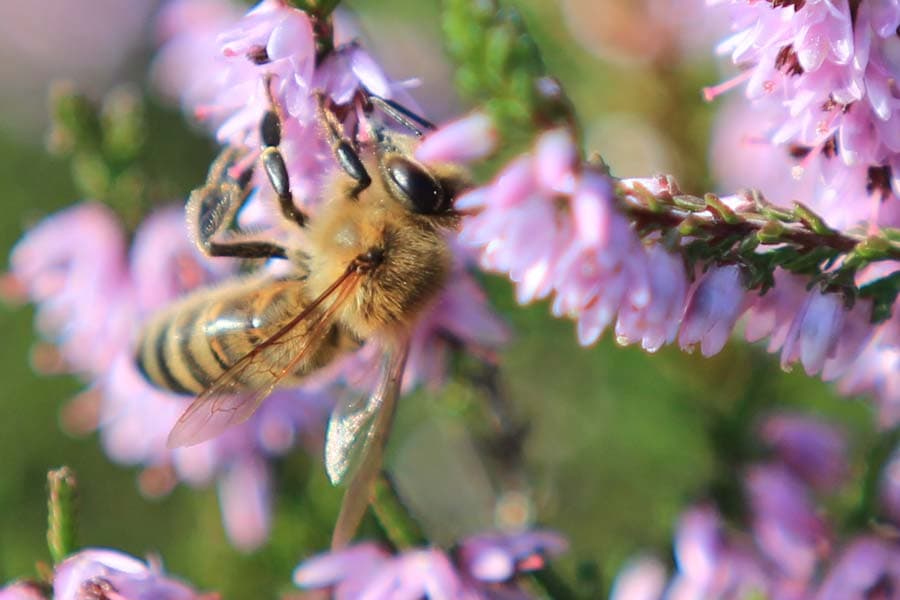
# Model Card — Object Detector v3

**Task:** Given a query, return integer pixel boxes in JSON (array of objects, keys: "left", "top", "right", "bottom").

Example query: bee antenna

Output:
[{"left": 365, "top": 92, "right": 435, "bottom": 137}]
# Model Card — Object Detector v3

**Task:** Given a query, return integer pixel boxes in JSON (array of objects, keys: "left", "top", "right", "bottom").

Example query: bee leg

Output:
[
  {"left": 365, "top": 93, "right": 435, "bottom": 138},
  {"left": 261, "top": 76, "right": 309, "bottom": 228},
  {"left": 187, "top": 151, "right": 289, "bottom": 260},
  {"left": 315, "top": 91, "right": 371, "bottom": 198}
]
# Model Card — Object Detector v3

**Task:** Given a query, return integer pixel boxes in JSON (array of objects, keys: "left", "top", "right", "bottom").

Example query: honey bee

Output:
[{"left": 135, "top": 78, "right": 468, "bottom": 546}]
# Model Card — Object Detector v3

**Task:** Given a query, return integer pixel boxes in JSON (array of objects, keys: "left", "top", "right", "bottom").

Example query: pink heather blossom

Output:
[
  {"left": 668, "top": 505, "right": 769, "bottom": 600},
  {"left": 452, "top": 128, "right": 656, "bottom": 348},
  {"left": 745, "top": 463, "right": 829, "bottom": 581},
  {"left": 609, "top": 556, "right": 667, "bottom": 600},
  {"left": 871, "top": 440, "right": 900, "bottom": 529},
  {"left": 711, "top": 94, "right": 900, "bottom": 420},
  {"left": 0, "top": 583, "right": 44, "bottom": 600},
  {"left": 293, "top": 530, "right": 566, "bottom": 599},
  {"left": 53, "top": 548, "right": 206, "bottom": 600},
  {"left": 707, "top": 0, "right": 900, "bottom": 171},
  {"left": 426, "top": 113, "right": 898, "bottom": 403},
  {"left": 678, "top": 265, "right": 748, "bottom": 357},
  {"left": 817, "top": 537, "right": 900, "bottom": 600},
  {"left": 415, "top": 111, "right": 498, "bottom": 164},
  {"left": 760, "top": 414, "right": 848, "bottom": 491}
]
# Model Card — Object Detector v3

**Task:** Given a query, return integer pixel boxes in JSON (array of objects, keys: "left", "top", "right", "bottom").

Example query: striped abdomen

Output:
[{"left": 136, "top": 277, "right": 348, "bottom": 395}]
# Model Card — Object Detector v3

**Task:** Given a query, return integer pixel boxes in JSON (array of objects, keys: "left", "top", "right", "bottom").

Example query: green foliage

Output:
[
  {"left": 442, "top": 0, "right": 574, "bottom": 148},
  {"left": 48, "top": 85, "right": 149, "bottom": 229}
]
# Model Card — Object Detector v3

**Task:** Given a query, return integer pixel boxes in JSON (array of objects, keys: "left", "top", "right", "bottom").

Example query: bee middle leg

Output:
[
  {"left": 186, "top": 147, "right": 289, "bottom": 260},
  {"left": 314, "top": 91, "right": 371, "bottom": 198}
]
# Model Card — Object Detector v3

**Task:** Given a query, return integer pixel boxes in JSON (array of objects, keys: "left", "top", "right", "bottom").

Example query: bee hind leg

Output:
[{"left": 314, "top": 91, "right": 371, "bottom": 199}]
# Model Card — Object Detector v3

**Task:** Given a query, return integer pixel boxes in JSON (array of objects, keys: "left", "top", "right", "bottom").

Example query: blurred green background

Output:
[{"left": 0, "top": 0, "right": 879, "bottom": 597}]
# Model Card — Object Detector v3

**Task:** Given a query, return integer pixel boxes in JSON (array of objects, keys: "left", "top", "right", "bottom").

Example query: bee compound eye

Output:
[{"left": 387, "top": 157, "right": 446, "bottom": 214}]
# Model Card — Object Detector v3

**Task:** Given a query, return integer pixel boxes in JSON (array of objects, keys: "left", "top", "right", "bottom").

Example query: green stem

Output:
[
  {"left": 47, "top": 467, "right": 78, "bottom": 565},
  {"left": 529, "top": 567, "right": 583, "bottom": 600},
  {"left": 371, "top": 473, "right": 426, "bottom": 549},
  {"left": 846, "top": 426, "right": 900, "bottom": 530}
]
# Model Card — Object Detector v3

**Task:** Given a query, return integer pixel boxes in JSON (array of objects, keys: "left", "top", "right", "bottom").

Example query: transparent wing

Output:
[
  {"left": 327, "top": 339, "right": 410, "bottom": 549},
  {"left": 166, "top": 266, "right": 361, "bottom": 448}
]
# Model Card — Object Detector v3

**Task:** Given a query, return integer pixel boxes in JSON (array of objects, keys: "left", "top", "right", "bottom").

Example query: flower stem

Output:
[
  {"left": 47, "top": 466, "right": 78, "bottom": 565},
  {"left": 370, "top": 473, "right": 426, "bottom": 550},
  {"left": 846, "top": 426, "right": 900, "bottom": 531}
]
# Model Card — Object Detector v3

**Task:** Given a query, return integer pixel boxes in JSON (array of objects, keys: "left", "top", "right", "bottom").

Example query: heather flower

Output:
[
  {"left": 816, "top": 537, "right": 900, "bottom": 600},
  {"left": 667, "top": 505, "right": 770, "bottom": 600},
  {"left": 293, "top": 530, "right": 567, "bottom": 599},
  {"left": 879, "top": 447, "right": 900, "bottom": 527},
  {"left": 609, "top": 556, "right": 667, "bottom": 600},
  {"left": 53, "top": 548, "right": 206, "bottom": 600},
  {"left": 451, "top": 128, "right": 658, "bottom": 347},
  {"left": 707, "top": 0, "right": 900, "bottom": 230},
  {"left": 0, "top": 583, "right": 44, "bottom": 600},
  {"left": 429, "top": 110, "right": 898, "bottom": 392},
  {"left": 415, "top": 111, "right": 498, "bottom": 165},
  {"left": 760, "top": 414, "right": 848, "bottom": 491},
  {"left": 710, "top": 93, "right": 900, "bottom": 414},
  {"left": 678, "top": 265, "right": 748, "bottom": 357},
  {"left": 614, "top": 244, "right": 687, "bottom": 352},
  {"left": 745, "top": 464, "right": 829, "bottom": 580}
]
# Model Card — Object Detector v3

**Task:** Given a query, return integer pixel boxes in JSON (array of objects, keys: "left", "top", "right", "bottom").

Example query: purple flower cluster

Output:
[
  {"left": 608, "top": 413, "right": 900, "bottom": 600},
  {"left": 708, "top": 0, "right": 900, "bottom": 190},
  {"left": 0, "top": 548, "right": 209, "bottom": 600},
  {"left": 422, "top": 117, "right": 897, "bottom": 405},
  {"left": 293, "top": 529, "right": 567, "bottom": 599},
  {"left": 705, "top": 0, "right": 900, "bottom": 420},
  {"left": 422, "top": 125, "right": 684, "bottom": 352}
]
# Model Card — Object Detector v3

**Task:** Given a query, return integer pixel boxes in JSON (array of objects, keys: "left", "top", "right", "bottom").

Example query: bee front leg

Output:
[
  {"left": 186, "top": 148, "right": 289, "bottom": 260},
  {"left": 315, "top": 91, "right": 371, "bottom": 198}
]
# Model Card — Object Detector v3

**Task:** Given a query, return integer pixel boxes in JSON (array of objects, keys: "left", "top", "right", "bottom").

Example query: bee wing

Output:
[
  {"left": 327, "top": 340, "right": 410, "bottom": 549},
  {"left": 166, "top": 266, "right": 361, "bottom": 448}
]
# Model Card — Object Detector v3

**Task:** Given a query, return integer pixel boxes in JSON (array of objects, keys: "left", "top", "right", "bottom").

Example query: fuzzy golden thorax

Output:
[{"left": 302, "top": 137, "right": 467, "bottom": 342}]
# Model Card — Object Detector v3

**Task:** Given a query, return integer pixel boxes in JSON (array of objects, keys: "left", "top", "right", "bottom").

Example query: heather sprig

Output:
[
  {"left": 48, "top": 84, "right": 151, "bottom": 228},
  {"left": 442, "top": 0, "right": 576, "bottom": 148},
  {"left": 618, "top": 174, "right": 900, "bottom": 322}
]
